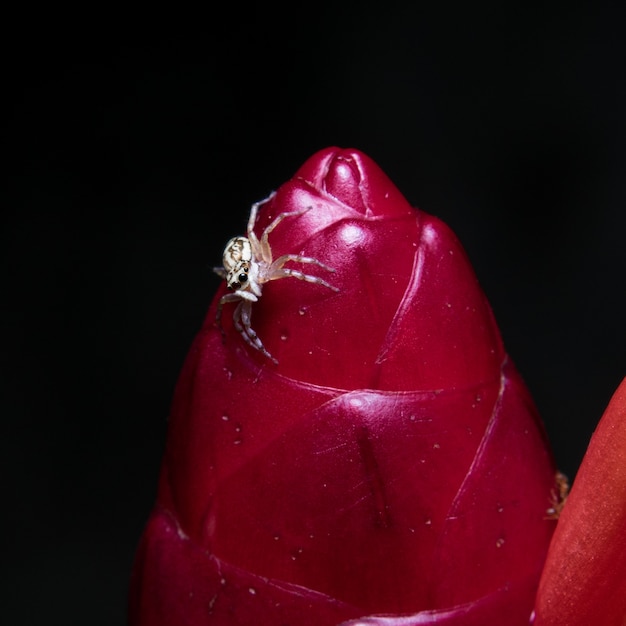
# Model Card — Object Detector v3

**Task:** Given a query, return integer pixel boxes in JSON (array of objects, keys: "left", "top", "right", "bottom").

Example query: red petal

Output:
[
  {"left": 130, "top": 148, "right": 558, "bottom": 625},
  {"left": 533, "top": 377, "right": 626, "bottom": 626}
]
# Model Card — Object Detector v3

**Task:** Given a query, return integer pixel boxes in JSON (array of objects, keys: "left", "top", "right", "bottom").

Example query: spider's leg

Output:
[
  {"left": 268, "top": 254, "right": 340, "bottom": 292},
  {"left": 256, "top": 206, "right": 313, "bottom": 264},
  {"left": 267, "top": 267, "right": 339, "bottom": 292},
  {"left": 235, "top": 300, "right": 278, "bottom": 364},
  {"left": 247, "top": 191, "right": 277, "bottom": 250},
  {"left": 231, "top": 301, "right": 247, "bottom": 334},
  {"left": 272, "top": 254, "right": 336, "bottom": 274},
  {"left": 216, "top": 292, "right": 242, "bottom": 338},
  {"left": 248, "top": 191, "right": 277, "bottom": 233}
]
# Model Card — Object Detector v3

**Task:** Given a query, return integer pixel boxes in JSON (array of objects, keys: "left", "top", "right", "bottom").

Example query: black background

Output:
[{"left": 3, "top": 5, "right": 626, "bottom": 625}]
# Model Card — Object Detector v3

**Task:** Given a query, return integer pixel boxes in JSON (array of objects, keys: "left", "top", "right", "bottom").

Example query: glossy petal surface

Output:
[
  {"left": 533, "top": 377, "right": 626, "bottom": 626},
  {"left": 214, "top": 148, "right": 505, "bottom": 391},
  {"left": 130, "top": 148, "right": 558, "bottom": 625}
]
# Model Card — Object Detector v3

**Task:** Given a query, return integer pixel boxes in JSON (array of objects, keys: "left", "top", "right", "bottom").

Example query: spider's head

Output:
[{"left": 226, "top": 261, "right": 251, "bottom": 292}]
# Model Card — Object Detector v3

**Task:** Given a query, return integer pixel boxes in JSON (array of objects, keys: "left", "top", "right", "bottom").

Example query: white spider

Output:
[{"left": 214, "top": 192, "right": 339, "bottom": 364}]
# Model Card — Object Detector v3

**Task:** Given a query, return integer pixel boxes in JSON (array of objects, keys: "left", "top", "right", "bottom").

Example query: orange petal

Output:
[{"left": 533, "top": 377, "right": 626, "bottom": 626}]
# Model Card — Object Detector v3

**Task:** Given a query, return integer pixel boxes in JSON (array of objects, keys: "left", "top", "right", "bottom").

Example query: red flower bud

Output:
[
  {"left": 533, "top": 377, "right": 626, "bottom": 626},
  {"left": 130, "top": 148, "right": 558, "bottom": 625}
]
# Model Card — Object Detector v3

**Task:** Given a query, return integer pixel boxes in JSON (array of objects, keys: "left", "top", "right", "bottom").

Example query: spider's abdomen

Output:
[{"left": 222, "top": 236, "right": 252, "bottom": 271}]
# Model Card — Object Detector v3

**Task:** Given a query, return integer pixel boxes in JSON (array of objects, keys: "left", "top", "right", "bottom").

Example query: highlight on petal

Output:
[
  {"left": 129, "top": 148, "right": 559, "bottom": 625},
  {"left": 533, "top": 377, "right": 626, "bottom": 626}
]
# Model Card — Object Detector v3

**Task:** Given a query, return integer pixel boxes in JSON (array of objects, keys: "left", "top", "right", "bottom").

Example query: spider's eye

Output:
[{"left": 238, "top": 273, "right": 248, "bottom": 283}]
